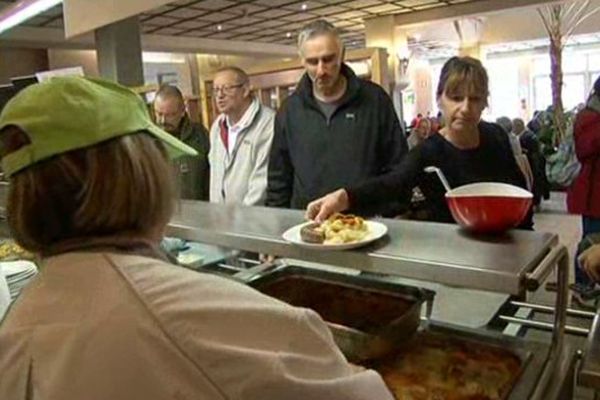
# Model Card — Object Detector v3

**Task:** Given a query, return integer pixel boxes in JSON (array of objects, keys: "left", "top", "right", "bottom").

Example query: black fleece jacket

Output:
[{"left": 266, "top": 64, "right": 408, "bottom": 212}]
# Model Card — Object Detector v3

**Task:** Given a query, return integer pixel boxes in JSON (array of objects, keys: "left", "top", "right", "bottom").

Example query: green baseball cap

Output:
[{"left": 0, "top": 76, "right": 197, "bottom": 177}]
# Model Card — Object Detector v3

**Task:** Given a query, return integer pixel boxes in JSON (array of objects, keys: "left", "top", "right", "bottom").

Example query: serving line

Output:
[{"left": 168, "top": 200, "right": 558, "bottom": 295}]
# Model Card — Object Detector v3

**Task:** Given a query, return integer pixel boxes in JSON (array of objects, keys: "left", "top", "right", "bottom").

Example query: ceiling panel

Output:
[
  {"left": 332, "top": 10, "right": 370, "bottom": 19},
  {"left": 164, "top": 7, "right": 208, "bottom": 18},
  {"left": 344, "top": 0, "right": 383, "bottom": 7},
  {"left": 396, "top": 0, "right": 440, "bottom": 7},
  {"left": 16, "top": 0, "right": 484, "bottom": 50},
  {"left": 311, "top": 5, "right": 348, "bottom": 16},
  {"left": 152, "top": 27, "right": 187, "bottom": 35},
  {"left": 174, "top": 19, "right": 209, "bottom": 29},
  {"left": 226, "top": 3, "right": 269, "bottom": 15},
  {"left": 254, "top": 0, "right": 298, "bottom": 6},
  {"left": 143, "top": 15, "right": 182, "bottom": 26},
  {"left": 279, "top": 13, "right": 318, "bottom": 22},
  {"left": 364, "top": 4, "right": 404, "bottom": 13},
  {"left": 281, "top": 1, "right": 323, "bottom": 12},
  {"left": 191, "top": 0, "right": 238, "bottom": 10},
  {"left": 22, "top": 16, "right": 50, "bottom": 27}
]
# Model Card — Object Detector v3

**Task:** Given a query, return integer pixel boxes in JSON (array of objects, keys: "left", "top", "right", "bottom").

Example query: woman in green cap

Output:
[{"left": 0, "top": 77, "right": 393, "bottom": 400}]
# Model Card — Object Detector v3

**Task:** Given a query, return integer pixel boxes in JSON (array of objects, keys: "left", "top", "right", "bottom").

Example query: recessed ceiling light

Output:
[
  {"left": 217, "top": 24, "right": 222, "bottom": 31},
  {"left": 286, "top": 32, "right": 291, "bottom": 38},
  {"left": 301, "top": 3, "right": 307, "bottom": 11}
]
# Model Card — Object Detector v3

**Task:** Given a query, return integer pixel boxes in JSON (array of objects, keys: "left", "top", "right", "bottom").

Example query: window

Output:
[{"left": 485, "top": 57, "right": 520, "bottom": 119}]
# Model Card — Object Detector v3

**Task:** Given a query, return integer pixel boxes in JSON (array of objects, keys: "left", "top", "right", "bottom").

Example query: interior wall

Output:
[
  {"left": 196, "top": 54, "right": 285, "bottom": 81},
  {"left": 47, "top": 49, "right": 99, "bottom": 76},
  {"left": 143, "top": 62, "right": 193, "bottom": 95},
  {"left": 410, "top": 60, "right": 434, "bottom": 117},
  {"left": 0, "top": 48, "right": 49, "bottom": 84},
  {"left": 47, "top": 48, "right": 196, "bottom": 95}
]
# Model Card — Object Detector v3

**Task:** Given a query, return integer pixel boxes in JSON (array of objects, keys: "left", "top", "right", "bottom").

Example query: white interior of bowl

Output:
[{"left": 446, "top": 182, "right": 533, "bottom": 198}]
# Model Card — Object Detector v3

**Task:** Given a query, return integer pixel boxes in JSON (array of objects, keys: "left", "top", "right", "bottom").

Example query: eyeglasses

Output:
[{"left": 212, "top": 83, "right": 245, "bottom": 95}]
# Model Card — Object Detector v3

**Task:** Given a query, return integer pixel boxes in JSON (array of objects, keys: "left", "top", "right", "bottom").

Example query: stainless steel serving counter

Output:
[
  {"left": 168, "top": 201, "right": 558, "bottom": 295},
  {"left": 168, "top": 201, "right": 573, "bottom": 399},
  {"left": 579, "top": 311, "right": 600, "bottom": 390}
]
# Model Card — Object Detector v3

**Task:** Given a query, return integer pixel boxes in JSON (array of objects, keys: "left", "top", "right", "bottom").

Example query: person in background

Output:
[
  {"left": 567, "top": 76, "right": 600, "bottom": 303},
  {"left": 580, "top": 244, "right": 600, "bottom": 283},
  {"left": 526, "top": 112, "right": 551, "bottom": 201},
  {"left": 209, "top": 67, "right": 275, "bottom": 205},
  {"left": 408, "top": 117, "right": 431, "bottom": 149},
  {"left": 410, "top": 113, "right": 423, "bottom": 128},
  {"left": 0, "top": 77, "right": 394, "bottom": 400},
  {"left": 497, "top": 116, "right": 532, "bottom": 190},
  {"left": 496, "top": 116, "right": 522, "bottom": 156},
  {"left": 306, "top": 56, "right": 532, "bottom": 229},
  {"left": 266, "top": 19, "right": 408, "bottom": 215},
  {"left": 430, "top": 111, "right": 443, "bottom": 134},
  {"left": 154, "top": 84, "right": 210, "bottom": 200},
  {"left": 513, "top": 117, "right": 545, "bottom": 207}
]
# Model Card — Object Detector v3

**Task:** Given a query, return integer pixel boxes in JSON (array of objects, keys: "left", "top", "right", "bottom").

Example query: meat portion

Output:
[{"left": 300, "top": 223, "right": 325, "bottom": 243}]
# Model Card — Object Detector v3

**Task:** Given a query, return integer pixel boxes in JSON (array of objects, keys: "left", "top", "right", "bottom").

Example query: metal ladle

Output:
[{"left": 424, "top": 166, "right": 452, "bottom": 193}]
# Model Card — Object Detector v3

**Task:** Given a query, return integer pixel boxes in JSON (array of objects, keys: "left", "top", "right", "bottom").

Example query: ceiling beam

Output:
[
  {"left": 390, "top": 0, "right": 565, "bottom": 27},
  {"left": 142, "top": 34, "right": 296, "bottom": 57},
  {"left": 0, "top": 25, "right": 296, "bottom": 57}
]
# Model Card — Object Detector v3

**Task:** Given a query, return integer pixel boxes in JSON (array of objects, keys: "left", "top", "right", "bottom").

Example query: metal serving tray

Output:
[
  {"left": 246, "top": 265, "right": 434, "bottom": 361},
  {"left": 408, "top": 322, "right": 551, "bottom": 400}
]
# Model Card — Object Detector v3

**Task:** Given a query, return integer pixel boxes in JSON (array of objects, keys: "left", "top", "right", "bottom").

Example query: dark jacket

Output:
[
  {"left": 519, "top": 129, "right": 549, "bottom": 205},
  {"left": 266, "top": 64, "right": 408, "bottom": 212},
  {"left": 347, "top": 121, "right": 533, "bottom": 229},
  {"left": 567, "top": 103, "right": 600, "bottom": 217},
  {"left": 173, "top": 116, "right": 210, "bottom": 200}
]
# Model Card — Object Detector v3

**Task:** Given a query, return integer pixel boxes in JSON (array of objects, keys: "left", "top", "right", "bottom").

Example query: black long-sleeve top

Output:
[{"left": 347, "top": 121, "right": 534, "bottom": 229}]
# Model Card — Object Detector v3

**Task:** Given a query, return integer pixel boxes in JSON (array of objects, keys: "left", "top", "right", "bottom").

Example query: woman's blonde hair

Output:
[
  {"left": 436, "top": 56, "right": 489, "bottom": 106},
  {"left": 5, "top": 130, "right": 175, "bottom": 254}
]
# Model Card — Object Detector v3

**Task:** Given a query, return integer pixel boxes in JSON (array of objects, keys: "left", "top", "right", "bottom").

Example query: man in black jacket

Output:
[{"left": 266, "top": 19, "right": 408, "bottom": 213}]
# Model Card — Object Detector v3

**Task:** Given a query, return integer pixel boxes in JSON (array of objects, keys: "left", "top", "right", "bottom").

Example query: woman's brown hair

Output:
[
  {"left": 5, "top": 129, "right": 175, "bottom": 254},
  {"left": 436, "top": 56, "right": 489, "bottom": 106}
]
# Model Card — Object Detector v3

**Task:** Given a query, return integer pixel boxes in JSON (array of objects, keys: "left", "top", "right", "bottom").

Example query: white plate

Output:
[
  {"left": 282, "top": 220, "right": 388, "bottom": 250},
  {"left": 1, "top": 261, "right": 37, "bottom": 277}
]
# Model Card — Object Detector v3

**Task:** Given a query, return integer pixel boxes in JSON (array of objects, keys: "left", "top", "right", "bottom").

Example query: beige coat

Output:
[
  {"left": 0, "top": 250, "right": 393, "bottom": 400},
  {"left": 209, "top": 99, "right": 275, "bottom": 206}
]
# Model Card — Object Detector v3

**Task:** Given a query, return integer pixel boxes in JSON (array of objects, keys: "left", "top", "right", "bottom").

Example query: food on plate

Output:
[
  {"left": 300, "top": 222, "right": 325, "bottom": 243},
  {"left": 371, "top": 332, "right": 522, "bottom": 400},
  {"left": 0, "top": 239, "right": 34, "bottom": 261},
  {"left": 300, "top": 213, "right": 369, "bottom": 245}
]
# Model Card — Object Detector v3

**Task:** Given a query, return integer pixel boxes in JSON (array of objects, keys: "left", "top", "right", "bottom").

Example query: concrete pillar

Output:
[
  {"left": 364, "top": 15, "right": 395, "bottom": 91},
  {"left": 365, "top": 16, "right": 411, "bottom": 125},
  {"left": 94, "top": 17, "right": 144, "bottom": 86}
]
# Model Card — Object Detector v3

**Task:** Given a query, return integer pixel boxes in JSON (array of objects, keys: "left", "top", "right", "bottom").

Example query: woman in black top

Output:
[{"left": 306, "top": 56, "right": 533, "bottom": 229}]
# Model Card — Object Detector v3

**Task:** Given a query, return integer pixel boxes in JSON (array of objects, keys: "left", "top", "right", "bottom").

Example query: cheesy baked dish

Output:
[{"left": 372, "top": 332, "right": 522, "bottom": 400}]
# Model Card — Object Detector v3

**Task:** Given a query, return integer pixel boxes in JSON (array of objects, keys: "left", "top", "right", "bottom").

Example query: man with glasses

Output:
[
  {"left": 154, "top": 85, "right": 210, "bottom": 200},
  {"left": 266, "top": 20, "right": 408, "bottom": 214},
  {"left": 208, "top": 66, "right": 275, "bottom": 205}
]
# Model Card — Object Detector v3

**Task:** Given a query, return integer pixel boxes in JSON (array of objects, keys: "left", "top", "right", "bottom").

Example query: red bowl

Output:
[{"left": 445, "top": 183, "right": 533, "bottom": 233}]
